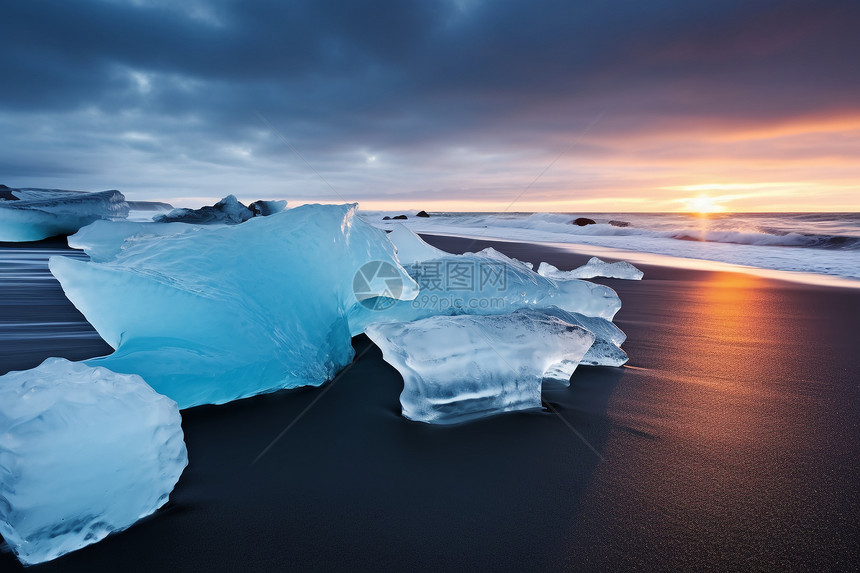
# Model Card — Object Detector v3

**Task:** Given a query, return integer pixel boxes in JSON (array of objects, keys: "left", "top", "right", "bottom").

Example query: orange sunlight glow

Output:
[{"left": 681, "top": 194, "right": 727, "bottom": 214}]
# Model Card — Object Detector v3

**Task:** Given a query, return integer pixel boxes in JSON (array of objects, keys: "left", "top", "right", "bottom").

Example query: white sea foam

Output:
[{"left": 361, "top": 211, "right": 860, "bottom": 281}]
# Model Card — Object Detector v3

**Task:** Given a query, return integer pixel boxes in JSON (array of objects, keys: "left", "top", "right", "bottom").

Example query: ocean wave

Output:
[
  {"left": 669, "top": 229, "right": 860, "bottom": 250},
  {"left": 417, "top": 213, "right": 860, "bottom": 250}
]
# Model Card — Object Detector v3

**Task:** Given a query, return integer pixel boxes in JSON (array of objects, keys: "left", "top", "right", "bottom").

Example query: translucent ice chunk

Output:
[
  {"left": 538, "top": 257, "right": 644, "bottom": 280},
  {"left": 0, "top": 358, "right": 187, "bottom": 565},
  {"left": 386, "top": 223, "right": 447, "bottom": 264},
  {"left": 0, "top": 187, "right": 129, "bottom": 242},
  {"left": 348, "top": 247, "right": 622, "bottom": 335},
  {"left": 49, "top": 204, "right": 417, "bottom": 408},
  {"left": 153, "top": 194, "right": 254, "bottom": 224},
  {"left": 534, "top": 306, "right": 628, "bottom": 382},
  {"left": 365, "top": 310, "right": 595, "bottom": 424}
]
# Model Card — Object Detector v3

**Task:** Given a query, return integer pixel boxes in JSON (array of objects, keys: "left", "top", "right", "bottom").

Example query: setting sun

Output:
[{"left": 683, "top": 194, "right": 726, "bottom": 214}]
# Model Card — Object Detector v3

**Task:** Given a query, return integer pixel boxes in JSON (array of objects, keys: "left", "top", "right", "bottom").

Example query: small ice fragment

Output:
[{"left": 538, "top": 257, "right": 644, "bottom": 280}]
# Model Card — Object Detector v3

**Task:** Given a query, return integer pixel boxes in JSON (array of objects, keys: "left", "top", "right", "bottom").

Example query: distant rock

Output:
[
  {"left": 392, "top": 214, "right": 408, "bottom": 220},
  {"left": 571, "top": 217, "right": 596, "bottom": 226},
  {"left": 416, "top": 210, "right": 430, "bottom": 218},
  {"left": 608, "top": 220, "right": 630, "bottom": 227},
  {"left": 382, "top": 216, "right": 391, "bottom": 220}
]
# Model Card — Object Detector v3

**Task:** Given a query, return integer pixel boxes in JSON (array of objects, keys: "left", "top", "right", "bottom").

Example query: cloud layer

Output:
[{"left": 2, "top": 0, "right": 858, "bottom": 210}]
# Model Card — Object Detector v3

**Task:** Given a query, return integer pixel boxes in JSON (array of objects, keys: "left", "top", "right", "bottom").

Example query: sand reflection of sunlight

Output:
[
  {"left": 663, "top": 271, "right": 776, "bottom": 441},
  {"left": 699, "top": 272, "right": 763, "bottom": 339}
]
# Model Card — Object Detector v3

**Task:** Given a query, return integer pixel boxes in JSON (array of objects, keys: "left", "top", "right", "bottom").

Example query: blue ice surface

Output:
[
  {"left": 50, "top": 208, "right": 626, "bottom": 415},
  {"left": 50, "top": 204, "right": 418, "bottom": 409},
  {"left": 0, "top": 358, "right": 187, "bottom": 565},
  {"left": 0, "top": 187, "right": 128, "bottom": 241},
  {"left": 68, "top": 219, "right": 206, "bottom": 262},
  {"left": 366, "top": 310, "right": 596, "bottom": 424},
  {"left": 348, "top": 226, "right": 622, "bottom": 336}
]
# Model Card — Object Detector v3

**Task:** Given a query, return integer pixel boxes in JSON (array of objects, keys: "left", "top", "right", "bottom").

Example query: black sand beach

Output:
[{"left": 1, "top": 235, "right": 858, "bottom": 571}]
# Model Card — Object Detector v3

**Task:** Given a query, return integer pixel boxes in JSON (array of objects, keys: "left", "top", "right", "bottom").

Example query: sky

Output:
[{"left": 1, "top": 0, "right": 858, "bottom": 212}]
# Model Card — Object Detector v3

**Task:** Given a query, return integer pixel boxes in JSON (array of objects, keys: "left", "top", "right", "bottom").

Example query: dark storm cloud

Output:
[{"left": 2, "top": 0, "right": 859, "bottom": 203}]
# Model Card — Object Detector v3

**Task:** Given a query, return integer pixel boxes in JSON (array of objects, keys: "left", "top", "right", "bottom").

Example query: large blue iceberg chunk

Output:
[
  {"left": 152, "top": 194, "right": 285, "bottom": 224},
  {"left": 49, "top": 204, "right": 418, "bottom": 408},
  {"left": 0, "top": 358, "right": 187, "bottom": 565},
  {"left": 0, "top": 187, "right": 129, "bottom": 242},
  {"left": 366, "top": 310, "right": 596, "bottom": 424}
]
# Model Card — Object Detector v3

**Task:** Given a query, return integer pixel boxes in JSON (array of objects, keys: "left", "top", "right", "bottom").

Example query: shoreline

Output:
[
  {"left": 415, "top": 231, "right": 860, "bottom": 289},
  {"left": 1, "top": 236, "right": 858, "bottom": 571}
]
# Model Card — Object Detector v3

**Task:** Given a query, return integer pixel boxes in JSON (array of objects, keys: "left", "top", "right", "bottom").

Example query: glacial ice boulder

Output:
[
  {"left": 153, "top": 194, "right": 252, "bottom": 224},
  {"left": 152, "top": 194, "right": 285, "bottom": 224},
  {"left": 366, "top": 311, "right": 595, "bottom": 424},
  {"left": 0, "top": 358, "right": 187, "bottom": 565},
  {"left": 50, "top": 204, "right": 418, "bottom": 408},
  {"left": 0, "top": 187, "right": 129, "bottom": 242},
  {"left": 538, "top": 257, "right": 644, "bottom": 280},
  {"left": 348, "top": 239, "right": 622, "bottom": 336}
]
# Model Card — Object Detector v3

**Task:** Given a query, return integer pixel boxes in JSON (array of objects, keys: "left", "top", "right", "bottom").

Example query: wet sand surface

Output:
[{"left": 1, "top": 235, "right": 858, "bottom": 571}]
